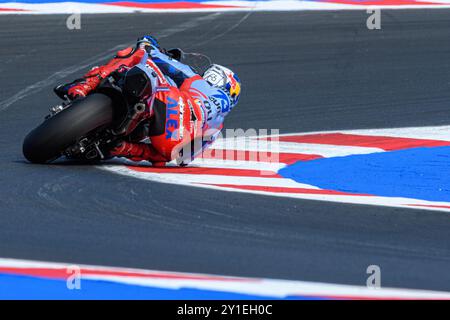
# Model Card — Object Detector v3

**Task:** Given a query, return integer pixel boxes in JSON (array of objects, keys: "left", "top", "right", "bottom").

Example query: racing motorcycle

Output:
[{"left": 22, "top": 48, "right": 210, "bottom": 164}]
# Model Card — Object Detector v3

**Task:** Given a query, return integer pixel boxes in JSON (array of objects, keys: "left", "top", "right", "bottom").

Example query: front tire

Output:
[{"left": 23, "top": 93, "right": 114, "bottom": 164}]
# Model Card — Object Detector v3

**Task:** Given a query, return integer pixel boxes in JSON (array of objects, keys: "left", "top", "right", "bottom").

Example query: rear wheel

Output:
[{"left": 23, "top": 93, "right": 114, "bottom": 164}]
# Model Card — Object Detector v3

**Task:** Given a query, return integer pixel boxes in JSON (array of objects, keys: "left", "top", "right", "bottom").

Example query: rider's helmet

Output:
[
  {"left": 203, "top": 64, "right": 241, "bottom": 109},
  {"left": 137, "top": 35, "right": 160, "bottom": 50}
]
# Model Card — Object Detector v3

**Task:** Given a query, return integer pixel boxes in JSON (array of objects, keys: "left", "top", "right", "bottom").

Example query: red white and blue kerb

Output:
[
  {"left": 103, "top": 125, "right": 450, "bottom": 213},
  {"left": 1, "top": 258, "right": 450, "bottom": 299}
]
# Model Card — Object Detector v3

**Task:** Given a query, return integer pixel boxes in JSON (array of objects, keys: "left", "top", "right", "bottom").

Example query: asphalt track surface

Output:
[{"left": 1, "top": 10, "right": 450, "bottom": 292}]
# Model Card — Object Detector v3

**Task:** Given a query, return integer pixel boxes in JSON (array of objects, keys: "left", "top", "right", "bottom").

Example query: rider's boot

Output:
[
  {"left": 54, "top": 46, "right": 145, "bottom": 100},
  {"left": 108, "top": 140, "right": 167, "bottom": 167}
]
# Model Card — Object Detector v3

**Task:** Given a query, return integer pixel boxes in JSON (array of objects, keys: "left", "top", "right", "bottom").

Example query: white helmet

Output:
[{"left": 203, "top": 64, "right": 241, "bottom": 108}]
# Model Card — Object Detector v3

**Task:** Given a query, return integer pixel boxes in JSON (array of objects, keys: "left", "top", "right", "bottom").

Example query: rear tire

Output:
[{"left": 23, "top": 93, "right": 114, "bottom": 164}]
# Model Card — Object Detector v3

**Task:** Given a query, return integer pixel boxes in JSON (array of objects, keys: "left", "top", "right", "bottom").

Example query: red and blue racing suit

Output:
[{"left": 66, "top": 45, "right": 233, "bottom": 167}]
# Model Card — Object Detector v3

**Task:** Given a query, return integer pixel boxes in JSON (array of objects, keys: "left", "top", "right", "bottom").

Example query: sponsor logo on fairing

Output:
[{"left": 165, "top": 96, "right": 179, "bottom": 139}]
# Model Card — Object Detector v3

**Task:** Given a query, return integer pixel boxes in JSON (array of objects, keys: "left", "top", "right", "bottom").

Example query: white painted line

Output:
[
  {"left": 212, "top": 138, "right": 384, "bottom": 157},
  {"left": 104, "top": 166, "right": 320, "bottom": 189}
]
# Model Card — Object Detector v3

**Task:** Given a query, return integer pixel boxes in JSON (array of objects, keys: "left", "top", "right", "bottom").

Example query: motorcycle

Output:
[{"left": 22, "top": 47, "right": 211, "bottom": 164}]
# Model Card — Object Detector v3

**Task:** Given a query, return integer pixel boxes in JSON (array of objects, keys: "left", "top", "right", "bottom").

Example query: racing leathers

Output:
[{"left": 59, "top": 42, "right": 234, "bottom": 167}]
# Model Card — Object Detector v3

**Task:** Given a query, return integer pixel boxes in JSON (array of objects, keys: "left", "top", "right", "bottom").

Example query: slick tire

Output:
[{"left": 23, "top": 93, "right": 114, "bottom": 164}]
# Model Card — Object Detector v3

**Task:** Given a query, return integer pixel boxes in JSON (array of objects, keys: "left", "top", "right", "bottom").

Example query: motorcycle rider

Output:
[{"left": 54, "top": 36, "right": 241, "bottom": 167}]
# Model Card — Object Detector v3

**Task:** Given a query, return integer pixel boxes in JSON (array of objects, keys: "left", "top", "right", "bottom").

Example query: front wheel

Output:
[{"left": 23, "top": 93, "right": 114, "bottom": 164}]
